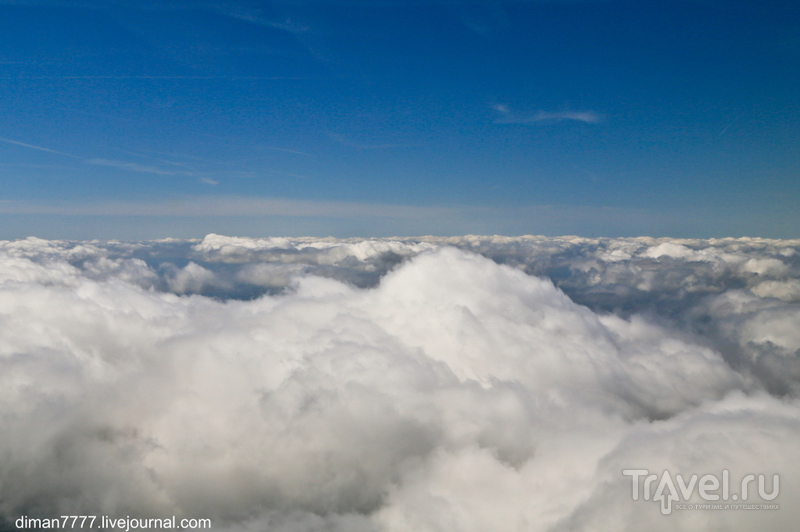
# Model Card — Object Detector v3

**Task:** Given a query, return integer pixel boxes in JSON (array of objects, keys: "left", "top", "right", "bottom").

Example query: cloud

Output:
[
  {"left": 0, "top": 234, "right": 799, "bottom": 530},
  {"left": 258, "top": 146, "right": 316, "bottom": 157},
  {"left": 86, "top": 158, "right": 193, "bottom": 176},
  {"left": 0, "top": 136, "right": 81, "bottom": 158},
  {"left": 492, "top": 103, "right": 602, "bottom": 124},
  {"left": 0, "top": 137, "right": 203, "bottom": 177},
  {"left": 533, "top": 110, "right": 602, "bottom": 123}
]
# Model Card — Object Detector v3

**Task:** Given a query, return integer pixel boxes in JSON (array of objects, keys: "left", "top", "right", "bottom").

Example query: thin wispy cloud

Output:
[
  {"left": 492, "top": 104, "right": 602, "bottom": 124},
  {"left": 134, "top": 148, "right": 240, "bottom": 168},
  {"left": 104, "top": 147, "right": 197, "bottom": 169},
  {"left": 266, "top": 169, "right": 309, "bottom": 179},
  {"left": 259, "top": 146, "right": 316, "bottom": 157},
  {"left": 85, "top": 158, "right": 193, "bottom": 176},
  {"left": 0, "top": 137, "right": 81, "bottom": 158},
  {"left": 210, "top": 5, "right": 311, "bottom": 34},
  {"left": 0, "top": 137, "right": 201, "bottom": 177}
]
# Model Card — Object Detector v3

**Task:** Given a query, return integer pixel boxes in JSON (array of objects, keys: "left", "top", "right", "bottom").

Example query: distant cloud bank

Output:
[{"left": 0, "top": 234, "right": 798, "bottom": 531}]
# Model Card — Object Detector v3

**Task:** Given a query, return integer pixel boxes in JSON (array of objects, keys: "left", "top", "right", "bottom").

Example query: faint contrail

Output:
[
  {"left": 260, "top": 146, "right": 316, "bottom": 156},
  {"left": 0, "top": 137, "right": 80, "bottom": 158}
]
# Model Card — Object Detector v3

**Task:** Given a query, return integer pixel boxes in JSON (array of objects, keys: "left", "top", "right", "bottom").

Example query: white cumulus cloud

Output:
[{"left": 0, "top": 234, "right": 798, "bottom": 531}]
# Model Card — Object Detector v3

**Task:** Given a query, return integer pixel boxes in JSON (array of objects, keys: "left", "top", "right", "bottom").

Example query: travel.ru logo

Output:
[{"left": 623, "top": 469, "right": 779, "bottom": 515}]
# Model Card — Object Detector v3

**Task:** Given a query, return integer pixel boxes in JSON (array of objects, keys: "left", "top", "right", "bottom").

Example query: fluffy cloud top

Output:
[{"left": 1, "top": 234, "right": 798, "bottom": 531}]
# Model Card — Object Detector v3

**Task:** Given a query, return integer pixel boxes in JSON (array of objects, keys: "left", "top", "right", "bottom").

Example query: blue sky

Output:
[{"left": 1, "top": 0, "right": 798, "bottom": 239}]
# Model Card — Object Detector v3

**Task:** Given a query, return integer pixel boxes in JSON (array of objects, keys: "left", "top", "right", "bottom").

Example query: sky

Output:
[{"left": 0, "top": 0, "right": 799, "bottom": 239}]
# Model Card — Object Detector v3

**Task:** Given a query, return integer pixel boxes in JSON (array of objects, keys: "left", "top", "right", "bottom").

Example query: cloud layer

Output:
[{"left": 1, "top": 234, "right": 798, "bottom": 531}]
